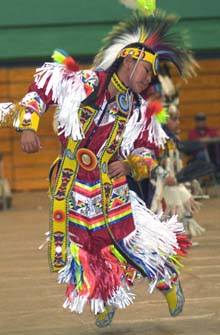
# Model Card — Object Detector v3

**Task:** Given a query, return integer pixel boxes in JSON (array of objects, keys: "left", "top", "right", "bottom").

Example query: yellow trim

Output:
[
  {"left": 17, "top": 107, "right": 40, "bottom": 132},
  {"left": 48, "top": 156, "right": 62, "bottom": 197},
  {"left": 117, "top": 47, "right": 158, "bottom": 75},
  {"left": 49, "top": 107, "right": 97, "bottom": 272},
  {"left": 111, "top": 73, "right": 127, "bottom": 93}
]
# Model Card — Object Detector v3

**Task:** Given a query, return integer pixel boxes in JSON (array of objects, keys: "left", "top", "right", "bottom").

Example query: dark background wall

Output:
[{"left": 0, "top": 0, "right": 220, "bottom": 63}]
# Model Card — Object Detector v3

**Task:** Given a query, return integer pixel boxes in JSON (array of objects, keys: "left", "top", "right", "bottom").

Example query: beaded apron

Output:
[{"left": 49, "top": 98, "right": 134, "bottom": 271}]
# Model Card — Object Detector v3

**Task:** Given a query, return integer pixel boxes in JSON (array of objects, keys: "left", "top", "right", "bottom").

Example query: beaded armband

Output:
[
  {"left": 17, "top": 107, "right": 40, "bottom": 132},
  {"left": 16, "top": 92, "right": 46, "bottom": 132},
  {"left": 127, "top": 148, "right": 158, "bottom": 181}
]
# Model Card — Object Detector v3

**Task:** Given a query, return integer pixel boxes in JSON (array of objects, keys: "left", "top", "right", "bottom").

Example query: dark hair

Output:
[
  {"left": 98, "top": 57, "right": 124, "bottom": 99},
  {"left": 122, "top": 42, "right": 156, "bottom": 55},
  {"left": 195, "top": 112, "right": 206, "bottom": 121}
]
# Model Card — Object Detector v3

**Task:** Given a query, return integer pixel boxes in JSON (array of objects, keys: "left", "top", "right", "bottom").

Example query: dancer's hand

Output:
[
  {"left": 21, "top": 129, "right": 42, "bottom": 153},
  {"left": 108, "top": 160, "right": 130, "bottom": 179}
]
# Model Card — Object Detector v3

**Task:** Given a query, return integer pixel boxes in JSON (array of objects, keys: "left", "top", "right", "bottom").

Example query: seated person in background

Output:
[
  {"left": 188, "top": 113, "right": 220, "bottom": 177},
  {"left": 188, "top": 112, "right": 217, "bottom": 141}
]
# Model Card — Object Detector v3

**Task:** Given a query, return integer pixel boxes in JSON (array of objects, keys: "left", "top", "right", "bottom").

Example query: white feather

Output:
[{"left": 95, "top": 29, "right": 141, "bottom": 70}]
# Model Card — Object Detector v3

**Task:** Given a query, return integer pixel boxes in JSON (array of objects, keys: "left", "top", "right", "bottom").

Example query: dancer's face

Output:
[
  {"left": 121, "top": 56, "right": 153, "bottom": 93},
  {"left": 167, "top": 109, "right": 180, "bottom": 134}
]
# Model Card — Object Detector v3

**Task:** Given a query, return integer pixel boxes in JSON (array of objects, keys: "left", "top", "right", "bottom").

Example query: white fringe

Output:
[
  {"left": 121, "top": 98, "right": 147, "bottom": 156},
  {"left": 121, "top": 99, "right": 169, "bottom": 156},
  {"left": 34, "top": 63, "right": 89, "bottom": 140},
  {"left": 59, "top": 248, "right": 135, "bottom": 314},
  {"left": 123, "top": 191, "right": 183, "bottom": 283},
  {"left": 63, "top": 291, "right": 90, "bottom": 314},
  {"left": 58, "top": 189, "right": 185, "bottom": 313},
  {"left": 58, "top": 250, "right": 73, "bottom": 284},
  {"left": 63, "top": 285, "right": 135, "bottom": 314},
  {"left": 107, "top": 286, "right": 135, "bottom": 309},
  {"left": 147, "top": 115, "right": 169, "bottom": 149}
]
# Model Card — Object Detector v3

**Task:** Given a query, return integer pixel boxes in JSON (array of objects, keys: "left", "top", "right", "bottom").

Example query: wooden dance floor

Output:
[{"left": 1, "top": 190, "right": 220, "bottom": 335}]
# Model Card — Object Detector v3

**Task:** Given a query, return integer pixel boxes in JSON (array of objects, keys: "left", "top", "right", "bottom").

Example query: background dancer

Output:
[{"left": 150, "top": 67, "right": 206, "bottom": 243}]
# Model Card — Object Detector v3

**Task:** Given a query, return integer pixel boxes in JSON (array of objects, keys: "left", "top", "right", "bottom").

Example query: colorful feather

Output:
[
  {"left": 93, "top": 12, "right": 197, "bottom": 78},
  {"left": 147, "top": 100, "right": 168, "bottom": 124},
  {"left": 120, "top": 0, "right": 156, "bottom": 16},
  {"left": 155, "top": 107, "right": 169, "bottom": 124},
  {"left": 52, "top": 49, "right": 79, "bottom": 72}
]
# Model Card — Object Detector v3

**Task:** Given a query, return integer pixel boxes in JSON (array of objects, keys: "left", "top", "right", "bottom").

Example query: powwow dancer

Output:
[
  {"left": 150, "top": 67, "right": 206, "bottom": 241},
  {"left": 0, "top": 8, "right": 195, "bottom": 328},
  {"left": 153, "top": 105, "right": 205, "bottom": 234}
]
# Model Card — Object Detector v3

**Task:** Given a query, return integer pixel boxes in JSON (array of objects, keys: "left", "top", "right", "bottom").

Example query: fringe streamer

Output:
[
  {"left": 147, "top": 114, "right": 169, "bottom": 148},
  {"left": 57, "top": 192, "right": 187, "bottom": 315},
  {"left": 123, "top": 190, "right": 184, "bottom": 284},
  {"left": 34, "top": 63, "right": 93, "bottom": 140},
  {"left": 63, "top": 285, "right": 135, "bottom": 314},
  {"left": 59, "top": 247, "right": 135, "bottom": 314},
  {"left": 121, "top": 98, "right": 147, "bottom": 156}
]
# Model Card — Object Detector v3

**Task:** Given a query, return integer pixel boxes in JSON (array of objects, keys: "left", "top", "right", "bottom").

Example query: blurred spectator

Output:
[
  {"left": 188, "top": 112, "right": 217, "bottom": 141},
  {"left": 188, "top": 113, "right": 220, "bottom": 167}
]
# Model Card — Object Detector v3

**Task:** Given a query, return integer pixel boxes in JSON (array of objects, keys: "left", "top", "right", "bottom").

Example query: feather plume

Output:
[
  {"left": 119, "top": 0, "right": 156, "bottom": 16},
  {"left": 93, "top": 11, "right": 198, "bottom": 78},
  {"left": 52, "top": 49, "right": 80, "bottom": 72}
]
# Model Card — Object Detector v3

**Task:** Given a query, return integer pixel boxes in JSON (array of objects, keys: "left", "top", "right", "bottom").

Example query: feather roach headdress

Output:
[{"left": 93, "top": 11, "right": 197, "bottom": 78}]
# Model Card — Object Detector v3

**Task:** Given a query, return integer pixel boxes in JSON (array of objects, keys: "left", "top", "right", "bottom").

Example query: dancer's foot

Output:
[
  {"left": 95, "top": 305, "right": 116, "bottom": 328},
  {"left": 163, "top": 280, "right": 185, "bottom": 317}
]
